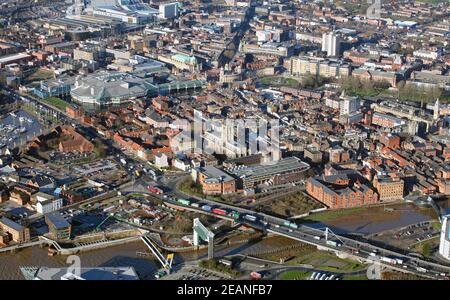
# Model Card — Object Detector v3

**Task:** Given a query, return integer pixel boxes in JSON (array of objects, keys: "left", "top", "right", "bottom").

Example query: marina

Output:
[{"left": 0, "top": 109, "right": 44, "bottom": 152}]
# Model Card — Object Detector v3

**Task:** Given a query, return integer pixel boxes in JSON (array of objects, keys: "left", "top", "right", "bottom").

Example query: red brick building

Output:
[
  {"left": 306, "top": 174, "right": 379, "bottom": 209},
  {"left": 379, "top": 133, "right": 401, "bottom": 149},
  {"left": 66, "top": 105, "right": 85, "bottom": 119},
  {"left": 193, "top": 166, "right": 236, "bottom": 196},
  {"left": 58, "top": 126, "right": 94, "bottom": 153}
]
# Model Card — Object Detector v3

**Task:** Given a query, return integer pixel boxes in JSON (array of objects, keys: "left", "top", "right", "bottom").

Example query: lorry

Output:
[
  {"left": 103, "top": 206, "right": 115, "bottom": 213},
  {"left": 326, "top": 240, "right": 339, "bottom": 247},
  {"left": 283, "top": 220, "right": 291, "bottom": 227},
  {"left": 177, "top": 198, "right": 190, "bottom": 206},
  {"left": 289, "top": 223, "right": 298, "bottom": 229},
  {"left": 243, "top": 214, "right": 257, "bottom": 222},
  {"left": 416, "top": 267, "right": 427, "bottom": 273},
  {"left": 212, "top": 208, "right": 227, "bottom": 216},
  {"left": 381, "top": 257, "right": 397, "bottom": 265},
  {"left": 230, "top": 211, "right": 240, "bottom": 220},
  {"left": 201, "top": 205, "right": 212, "bottom": 212}
]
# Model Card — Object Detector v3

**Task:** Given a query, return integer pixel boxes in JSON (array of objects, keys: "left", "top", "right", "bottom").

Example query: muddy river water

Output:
[{"left": 0, "top": 203, "right": 443, "bottom": 279}]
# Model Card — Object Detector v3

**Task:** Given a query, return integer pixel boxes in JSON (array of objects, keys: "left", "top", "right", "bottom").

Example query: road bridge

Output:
[{"left": 160, "top": 195, "right": 450, "bottom": 279}]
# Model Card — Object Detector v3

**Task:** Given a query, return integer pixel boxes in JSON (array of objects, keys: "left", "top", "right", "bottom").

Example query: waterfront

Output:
[
  {"left": 0, "top": 241, "right": 161, "bottom": 280},
  {"left": 0, "top": 239, "right": 257, "bottom": 280},
  {"left": 302, "top": 204, "right": 436, "bottom": 236},
  {"left": 0, "top": 109, "right": 44, "bottom": 152}
]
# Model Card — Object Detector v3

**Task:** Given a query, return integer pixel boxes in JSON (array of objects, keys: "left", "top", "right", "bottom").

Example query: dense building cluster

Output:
[{"left": 0, "top": 0, "right": 449, "bottom": 251}]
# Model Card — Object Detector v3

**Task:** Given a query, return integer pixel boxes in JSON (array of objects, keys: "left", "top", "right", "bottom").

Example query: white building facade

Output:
[
  {"left": 36, "top": 194, "right": 63, "bottom": 214},
  {"left": 439, "top": 215, "right": 450, "bottom": 260},
  {"left": 159, "top": 2, "right": 178, "bottom": 19},
  {"left": 322, "top": 32, "right": 341, "bottom": 57}
]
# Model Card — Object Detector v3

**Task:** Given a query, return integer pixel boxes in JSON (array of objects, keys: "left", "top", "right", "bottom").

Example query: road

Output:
[
  {"left": 137, "top": 170, "right": 450, "bottom": 280},
  {"left": 5, "top": 87, "right": 153, "bottom": 181},
  {"left": 150, "top": 184, "right": 450, "bottom": 280},
  {"left": 7, "top": 87, "right": 450, "bottom": 279},
  {"left": 217, "top": 0, "right": 255, "bottom": 67}
]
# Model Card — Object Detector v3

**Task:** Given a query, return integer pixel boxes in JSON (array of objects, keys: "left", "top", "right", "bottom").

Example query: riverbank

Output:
[
  {"left": 300, "top": 202, "right": 438, "bottom": 235},
  {"left": 0, "top": 241, "right": 159, "bottom": 280}
]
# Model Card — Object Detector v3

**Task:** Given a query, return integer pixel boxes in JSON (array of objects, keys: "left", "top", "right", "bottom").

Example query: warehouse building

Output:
[
  {"left": 226, "top": 157, "right": 310, "bottom": 189},
  {"left": 0, "top": 217, "right": 31, "bottom": 243},
  {"left": 0, "top": 53, "right": 32, "bottom": 68},
  {"left": 373, "top": 176, "right": 404, "bottom": 202},
  {"left": 306, "top": 174, "right": 379, "bottom": 209},
  {"left": 192, "top": 166, "right": 236, "bottom": 195}
]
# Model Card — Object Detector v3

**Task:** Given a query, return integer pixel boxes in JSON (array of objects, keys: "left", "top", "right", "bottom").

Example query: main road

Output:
[
  {"left": 217, "top": 0, "right": 256, "bottom": 67},
  {"left": 7, "top": 87, "right": 450, "bottom": 279},
  {"left": 4, "top": 87, "right": 151, "bottom": 180},
  {"left": 150, "top": 182, "right": 450, "bottom": 280}
]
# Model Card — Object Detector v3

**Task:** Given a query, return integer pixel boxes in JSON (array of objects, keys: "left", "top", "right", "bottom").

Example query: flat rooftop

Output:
[
  {"left": 0, "top": 53, "right": 31, "bottom": 64},
  {"left": 199, "top": 166, "right": 235, "bottom": 183},
  {"left": 226, "top": 157, "right": 310, "bottom": 179},
  {"left": 46, "top": 213, "right": 70, "bottom": 229},
  {"left": 0, "top": 217, "right": 24, "bottom": 232}
]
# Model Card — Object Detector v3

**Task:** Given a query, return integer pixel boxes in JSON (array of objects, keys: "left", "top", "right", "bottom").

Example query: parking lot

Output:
[
  {"left": 72, "top": 159, "right": 118, "bottom": 176},
  {"left": 396, "top": 222, "right": 439, "bottom": 245},
  {"left": 163, "top": 265, "right": 230, "bottom": 280},
  {"left": 369, "top": 221, "right": 441, "bottom": 251},
  {"left": 49, "top": 150, "right": 96, "bottom": 166}
]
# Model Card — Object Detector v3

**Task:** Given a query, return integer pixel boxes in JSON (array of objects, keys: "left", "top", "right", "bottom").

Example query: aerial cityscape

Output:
[{"left": 0, "top": 0, "right": 449, "bottom": 283}]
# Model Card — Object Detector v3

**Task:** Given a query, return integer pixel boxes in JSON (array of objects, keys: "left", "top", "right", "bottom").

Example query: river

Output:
[
  {"left": 302, "top": 204, "right": 436, "bottom": 235},
  {"left": 0, "top": 239, "right": 265, "bottom": 280}
]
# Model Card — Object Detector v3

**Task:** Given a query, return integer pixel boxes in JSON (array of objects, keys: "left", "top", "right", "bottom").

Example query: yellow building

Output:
[{"left": 373, "top": 176, "right": 404, "bottom": 202}]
